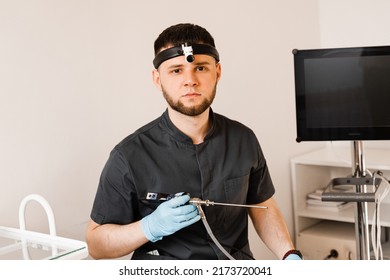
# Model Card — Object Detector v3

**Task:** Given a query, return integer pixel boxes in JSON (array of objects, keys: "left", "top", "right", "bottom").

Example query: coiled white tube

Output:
[{"left": 191, "top": 198, "right": 235, "bottom": 260}]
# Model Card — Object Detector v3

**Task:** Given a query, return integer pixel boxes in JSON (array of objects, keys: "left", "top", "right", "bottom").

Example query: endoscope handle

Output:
[{"left": 140, "top": 192, "right": 190, "bottom": 208}]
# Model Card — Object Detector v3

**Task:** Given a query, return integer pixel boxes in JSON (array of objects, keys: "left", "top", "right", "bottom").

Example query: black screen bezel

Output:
[{"left": 293, "top": 45, "right": 390, "bottom": 142}]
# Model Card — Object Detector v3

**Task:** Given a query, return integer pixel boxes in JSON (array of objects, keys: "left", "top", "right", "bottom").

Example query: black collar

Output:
[{"left": 161, "top": 109, "right": 216, "bottom": 145}]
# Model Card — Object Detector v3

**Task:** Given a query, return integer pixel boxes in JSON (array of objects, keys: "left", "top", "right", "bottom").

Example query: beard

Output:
[{"left": 162, "top": 84, "right": 217, "bottom": 117}]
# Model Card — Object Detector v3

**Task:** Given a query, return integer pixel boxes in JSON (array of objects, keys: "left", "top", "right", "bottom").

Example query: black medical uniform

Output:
[{"left": 90, "top": 109, "right": 275, "bottom": 259}]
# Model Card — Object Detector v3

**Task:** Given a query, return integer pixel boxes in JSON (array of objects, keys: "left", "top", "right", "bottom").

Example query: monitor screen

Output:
[{"left": 293, "top": 45, "right": 390, "bottom": 142}]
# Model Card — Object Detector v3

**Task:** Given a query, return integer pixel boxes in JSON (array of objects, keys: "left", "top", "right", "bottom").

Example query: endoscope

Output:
[
  {"left": 141, "top": 192, "right": 267, "bottom": 260},
  {"left": 141, "top": 192, "right": 267, "bottom": 209}
]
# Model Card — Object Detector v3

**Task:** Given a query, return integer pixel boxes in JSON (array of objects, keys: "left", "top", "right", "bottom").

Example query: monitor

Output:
[{"left": 293, "top": 45, "right": 390, "bottom": 142}]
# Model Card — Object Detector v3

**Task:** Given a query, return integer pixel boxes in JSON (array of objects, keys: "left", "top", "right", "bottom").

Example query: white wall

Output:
[
  {"left": 319, "top": 0, "right": 390, "bottom": 151},
  {"left": 0, "top": 0, "right": 322, "bottom": 259},
  {"left": 319, "top": 0, "right": 390, "bottom": 49}
]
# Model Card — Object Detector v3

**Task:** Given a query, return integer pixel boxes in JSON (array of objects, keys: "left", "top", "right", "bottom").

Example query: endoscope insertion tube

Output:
[{"left": 189, "top": 198, "right": 268, "bottom": 209}]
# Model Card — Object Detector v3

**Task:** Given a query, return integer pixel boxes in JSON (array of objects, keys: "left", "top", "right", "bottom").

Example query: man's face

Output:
[{"left": 152, "top": 53, "right": 221, "bottom": 117}]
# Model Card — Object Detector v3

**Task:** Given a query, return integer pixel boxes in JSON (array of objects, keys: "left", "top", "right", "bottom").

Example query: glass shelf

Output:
[{"left": 0, "top": 226, "right": 88, "bottom": 260}]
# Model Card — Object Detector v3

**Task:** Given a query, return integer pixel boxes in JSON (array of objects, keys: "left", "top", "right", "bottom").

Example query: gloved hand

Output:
[
  {"left": 283, "top": 249, "right": 303, "bottom": 260},
  {"left": 141, "top": 194, "right": 200, "bottom": 242},
  {"left": 284, "top": 253, "right": 302, "bottom": 260}
]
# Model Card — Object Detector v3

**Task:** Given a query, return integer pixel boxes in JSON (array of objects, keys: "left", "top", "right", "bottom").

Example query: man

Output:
[{"left": 86, "top": 23, "right": 301, "bottom": 260}]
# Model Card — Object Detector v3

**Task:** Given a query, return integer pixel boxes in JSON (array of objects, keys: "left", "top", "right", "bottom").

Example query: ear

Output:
[
  {"left": 152, "top": 69, "right": 162, "bottom": 91},
  {"left": 216, "top": 63, "right": 222, "bottom": 82}
]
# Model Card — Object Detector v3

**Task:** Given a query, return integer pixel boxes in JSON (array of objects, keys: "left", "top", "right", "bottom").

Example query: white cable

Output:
[
  {"left": 194, "top": 203, "right": 235, "bottom": 260},
  {"left": 370, "top": 172, "right": 390, "bottom": 260},
  {"left": 325, "top": 145, "right": 390, "bottom": 260},
  {"left": 371, "top": 172, "right": 379, "bottom": 260}
]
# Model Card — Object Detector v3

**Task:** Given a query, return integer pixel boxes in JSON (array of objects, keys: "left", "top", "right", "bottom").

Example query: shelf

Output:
[
  {"left": 298, "top": 203, "right": 390, "bottom": 227},
  {"left": 0, "top": 226, "right": 88, "bottom": 260},
  {"left": 297, "top": 221, "right": 356, "bottom": 260},
  {"left": 291, "top": 146, "right": 390, "bottom": 259},
  {"left": 291, "top": 146, "right": 390, "bottom": 171},
  {"left": 298, "top": 206, "right": 355, "bottom": 224}
]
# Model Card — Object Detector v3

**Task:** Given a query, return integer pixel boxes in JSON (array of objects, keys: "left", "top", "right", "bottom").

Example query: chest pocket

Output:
[
  {"left": 205, "top": 174, "right": 250, "bottom": 233},
  {"left": 224, "top": 174, "right": 250, "bottom": 204}
]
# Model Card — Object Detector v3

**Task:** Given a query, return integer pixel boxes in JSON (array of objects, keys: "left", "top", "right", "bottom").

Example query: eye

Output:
[
  {"left": 170, "top": 68, "right": 182, "bottom": 74},
  {"left": 196, "top": 66, "right": 206, "bottom": 71}
]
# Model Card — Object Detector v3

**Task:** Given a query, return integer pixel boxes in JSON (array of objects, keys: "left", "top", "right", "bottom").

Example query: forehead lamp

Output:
[{"left": 153, "top": 43, "right": 220, "bottom": 69}]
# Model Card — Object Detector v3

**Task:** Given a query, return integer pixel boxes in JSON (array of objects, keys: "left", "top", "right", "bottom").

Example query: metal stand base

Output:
[{"left": 322, "top": 141, "right": 373, "bottom": 260}]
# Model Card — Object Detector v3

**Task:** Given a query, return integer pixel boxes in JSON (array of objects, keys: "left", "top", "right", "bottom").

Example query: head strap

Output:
[{"left": 153, "top": 43, "right": 220, "bottom": 69}]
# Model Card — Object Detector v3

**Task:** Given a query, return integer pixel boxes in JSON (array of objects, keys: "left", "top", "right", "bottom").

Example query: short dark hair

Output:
[{"left": 154, "top": 23, "right": 216, "bottom": 55}]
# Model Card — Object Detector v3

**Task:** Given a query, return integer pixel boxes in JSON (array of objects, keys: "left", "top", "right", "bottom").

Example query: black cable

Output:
[{"left": 324, "top": 249, "right": 338, "bottom": 260}]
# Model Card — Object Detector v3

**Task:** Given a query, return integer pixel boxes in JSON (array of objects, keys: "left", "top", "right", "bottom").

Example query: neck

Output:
[{"left": 167, "top": 107, "right": 211, "bottom": 145}]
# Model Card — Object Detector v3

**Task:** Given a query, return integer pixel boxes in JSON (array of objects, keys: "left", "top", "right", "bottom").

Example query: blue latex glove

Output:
[
  {"left": 141, "top": 194, "right": 200, "bottom": 242},
  {"left": 285, "top": 253, "right": 302, "bottom": 260}
]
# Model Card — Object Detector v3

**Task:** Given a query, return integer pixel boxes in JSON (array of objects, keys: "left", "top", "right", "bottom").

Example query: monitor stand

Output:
[
  {"left": 322, "top": 140, "right": 379, "bottom": 259},
  {"left": 352, "top": 140, "right": 370, "bottom": 260}
]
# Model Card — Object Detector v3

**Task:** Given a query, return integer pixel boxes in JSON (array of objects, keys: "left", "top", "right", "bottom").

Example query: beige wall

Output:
[
  {"left": 319, "top": 0, "right": 390, "bottom": 49},
  {"left": 1, "top": 0, "right": 323, "bottom": 260},
  {"left": 319, "top": 0, "right": 390, "bottom": 152}
]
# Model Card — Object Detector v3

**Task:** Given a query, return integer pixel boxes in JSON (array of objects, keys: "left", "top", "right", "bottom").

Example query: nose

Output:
[{"left": 183, "top": 70, "right": 198, "bottom": 87}]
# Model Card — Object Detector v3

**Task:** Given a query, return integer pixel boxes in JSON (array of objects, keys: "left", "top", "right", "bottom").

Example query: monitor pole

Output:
[{"left": 352, "top": 140, "right": 371, "bottom": 260}]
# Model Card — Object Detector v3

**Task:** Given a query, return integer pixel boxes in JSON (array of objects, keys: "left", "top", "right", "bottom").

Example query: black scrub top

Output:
[{"left": 90, "top": 109, "right": 275, "bottom": 259}]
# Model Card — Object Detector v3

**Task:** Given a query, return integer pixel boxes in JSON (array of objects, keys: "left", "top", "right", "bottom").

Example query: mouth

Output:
[{"left": 183, "top": 92, "right": 201, "bottom": 98}]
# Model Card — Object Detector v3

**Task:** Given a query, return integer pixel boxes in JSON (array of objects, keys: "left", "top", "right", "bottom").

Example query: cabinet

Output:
[{"left": 290, "top": 146, "right": 390, "bottom": 260}]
